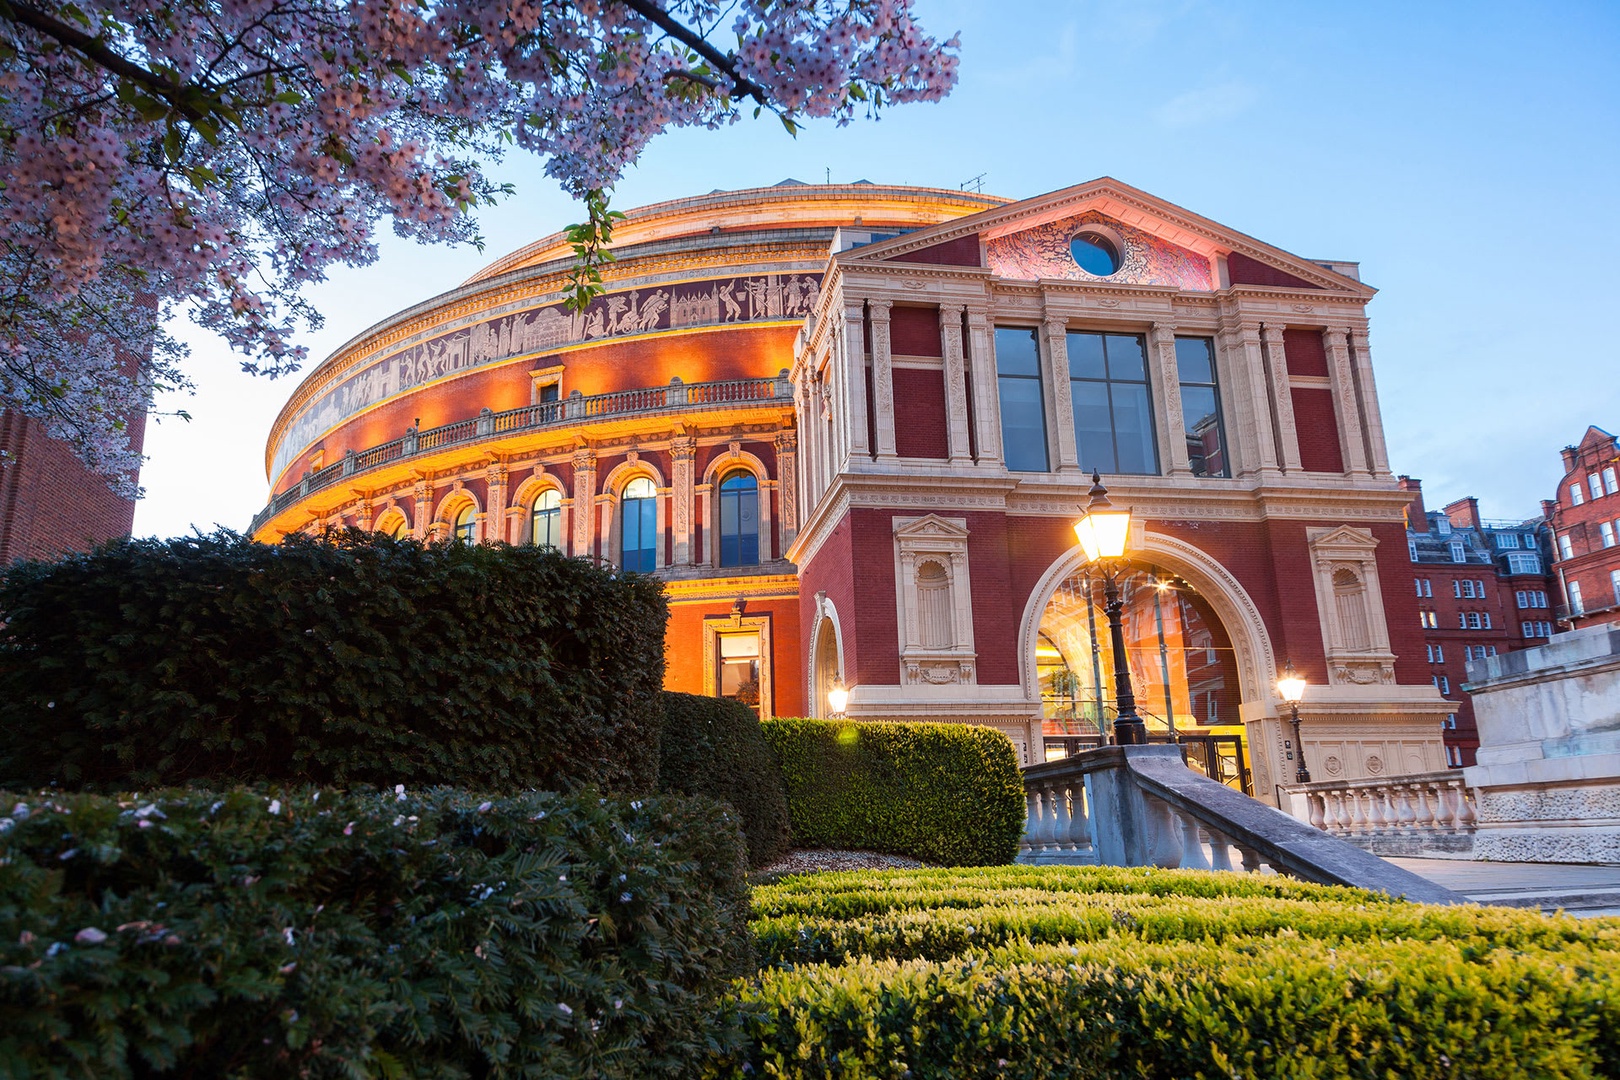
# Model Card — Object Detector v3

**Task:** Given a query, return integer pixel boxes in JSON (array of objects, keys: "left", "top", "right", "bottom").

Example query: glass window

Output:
[
  {"left": 1067, "top": 331, "right": 1158, "bottom": 475},
  {"left": 621, "top": 476, "right": 657, "bottom": 572},
  {"left": 717, "top": 633, "right": 761, "bottom": 713},
  {"left": 1507, "top": 552, "right": 1542, "bottom": 575},
  {"left": 1436, "top": 517, "right": 1451, "bottom": 535},
  {"left": 1591, "top": 474, "right": 1604, "bottom": 501},
  {"left": 1602, "top": 521, "right": 1616, "bottom": 549},
  {"left": 453, "top": 504, "right": 476, "bottom": 543},
  {"left": 718, "top": 471, "right": 760, "bottom": 567},
  {"left": 1175, "top": 337, "right": 1228, "bottom": 478},
  {"left": 1449, "top": 541, "right": 1465, "bottom": 563},
  {"left": 532, "top": 488, "right": 562, "bottom": 550},
  {"left": 995, "top": 327, "right": 1049, "bottom": 472},
  {"left": 1558, "top": 534, "right": 1574, "bottom": 560},
  {"left": 1070, "top": 232, "right": 1120, "bottom": 276},
  {"left": 1568, "top": 580, "right": 1584, "bottom": 615},
  {"left": 1494, "top": 532, "right": 1520, "bottom": 549},
  {"left": 1612, "top": 569, "right": 1620, "bottom": 605},
  {"left": 1606, "top": 467, "right": 1618, "bottom": 495},
  {"left": 1571, "top": 483, "right": 1585, "bottom": 506}
]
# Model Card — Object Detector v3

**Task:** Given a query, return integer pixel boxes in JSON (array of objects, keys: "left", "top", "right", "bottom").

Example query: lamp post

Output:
[
  {"left": 827, "top": 676, "right": 849, "bottom": 721},
  {"left": 1277, "top": 660, "right": 1311, "bottom": 783},
  {"left": 1073, "top": 471, "right": 1148, "bottom": 746}
]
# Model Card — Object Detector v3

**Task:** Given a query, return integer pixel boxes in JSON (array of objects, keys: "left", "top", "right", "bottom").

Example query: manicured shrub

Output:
[
  {"left": 657, "top": 692, "right": 790, "bottom": 869},
  {"left": 760, "top": 718, "right": 1025, "bottom": 866},
  {"left": 0, "top": 530, "right": 668, "bottom": 794},
  {"left": 0, "top": 786, "right": 750, "bottom": 1079},
  {"left": 716, "top": 866, "right": 1620, "bottom": 1079}
]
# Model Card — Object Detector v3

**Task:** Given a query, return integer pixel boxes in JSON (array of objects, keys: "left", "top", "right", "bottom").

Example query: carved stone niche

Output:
[
  {"left": 893, "top": 515, "right": 977, "bottom": 686},
  {"left": 1306, "top": 525, "right": 1397, "bottom": 686}
]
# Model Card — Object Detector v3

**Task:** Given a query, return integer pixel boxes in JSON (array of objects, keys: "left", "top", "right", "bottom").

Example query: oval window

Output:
[{"left": 1070, "top": 233, "right": 1120, "bottom": 277}]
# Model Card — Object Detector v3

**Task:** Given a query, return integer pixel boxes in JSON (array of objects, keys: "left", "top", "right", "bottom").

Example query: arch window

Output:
[
  {"left": 718, "top": 470, "right": 760, "bottom": 567},
  {"left": 621, "top": 476, "right": 657, "bottom": 572},
  {"left": 532, "top": 488, "right": 562, "bottom": 550},
  {"left": 452, "top": 504, "right": 476, "bottom": 543}
]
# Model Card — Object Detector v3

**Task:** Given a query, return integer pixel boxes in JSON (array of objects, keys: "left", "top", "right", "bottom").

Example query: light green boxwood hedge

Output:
[
  {"left": 716, "top": 866, "right": 1620, "bottom": 1079},
  {"left": 0, "top": 786, "right": 750, "bottom": 1079},
  {"left": 759, "top": 718, "right": 1025, "bottom": 866}
]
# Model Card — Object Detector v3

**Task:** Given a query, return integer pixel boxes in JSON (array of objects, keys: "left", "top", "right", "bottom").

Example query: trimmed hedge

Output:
[
  {"left": 657, "top": 693, "right": 790, "bottom": 869},
  {"left": 0, "top": 530, "right": 668, "bottom": 794},
  {"left": 0, "top": 786, "right": 750, "bottom": 1078},
  {"left": 717, "top": 866, "right": 1620, "bottom": 1079},
  {"left": 760, "top": 718, "right": 1025, "bottom": 866}
]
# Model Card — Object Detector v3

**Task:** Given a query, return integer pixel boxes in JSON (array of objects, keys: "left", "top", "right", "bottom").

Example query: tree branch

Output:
[
  {"left": 611, "top": 0, "right": 769, "bottom": 106},
  {"left": 0, "top": 2, "right": 207, "bottom": 120}
]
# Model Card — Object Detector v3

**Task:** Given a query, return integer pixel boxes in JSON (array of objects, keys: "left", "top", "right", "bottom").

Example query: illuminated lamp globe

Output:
[
  {"left": 827, "top": 678, "right": 850, "bottom": 717},
  {"left": 1277, "top": 662, "right": 1307, "bottom": 704},
  {"left": 1073, "top": 471, "right": 1131, "bottom": 562}
]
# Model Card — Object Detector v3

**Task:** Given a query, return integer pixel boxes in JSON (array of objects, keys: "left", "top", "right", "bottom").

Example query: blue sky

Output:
[{"left": 134, "top": 0, "right": 1620, "bottom": 537}]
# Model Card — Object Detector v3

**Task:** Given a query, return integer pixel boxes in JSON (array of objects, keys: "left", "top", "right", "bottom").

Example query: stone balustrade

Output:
[
  {"left": 1281, "top": 771, "right": 1477, "bottom": 856},
  {"left": 1018, "top": 745, "right": 1462, "bottom": 903}
]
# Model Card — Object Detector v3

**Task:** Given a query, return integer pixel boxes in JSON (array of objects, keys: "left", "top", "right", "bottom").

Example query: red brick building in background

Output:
[
  {"left": 1546, "top": 425, "right": 1620, "bottom": 630},
  {"left": 0, "top": 404, "right": 147, "bottom": 564},
  {"left": 1400, "top": 478, "right": 1554, "bottom": 767}
]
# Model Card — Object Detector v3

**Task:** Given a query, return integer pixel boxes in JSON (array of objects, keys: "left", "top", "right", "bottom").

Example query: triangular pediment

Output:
[
  {"left": 893, "top": 513, "right": 969, "bottom": 540},
  {"left": 843, "top": 177, "right": 1373, "bottom": 297}
]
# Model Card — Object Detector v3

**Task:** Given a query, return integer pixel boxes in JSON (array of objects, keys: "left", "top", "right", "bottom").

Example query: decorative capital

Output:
[
  {"left": 867, "top": 298, "right": 893, "bottom": 318},
  {"left": 774, "top": 429, "right": 798, "bottom": 453},
  {"left": 1150, "top": 321, "right": 1177, "bottom": 345}
]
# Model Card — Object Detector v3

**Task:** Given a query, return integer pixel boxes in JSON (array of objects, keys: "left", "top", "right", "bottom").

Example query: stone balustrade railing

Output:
[
  {"left": 1019, "top": 745, "right": 1462, "bottom": 903},
  {"left": 1280, "top": 771, "right": 1477, "bottom": 856}
]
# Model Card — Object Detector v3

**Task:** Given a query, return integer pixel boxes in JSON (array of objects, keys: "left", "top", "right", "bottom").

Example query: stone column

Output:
[
  {"left": 868, "top": 299, "right": 898, "bottom": 461},
  {"left": 939, "top": 303, "right": 973, "bottom": 464},
  {"left": 966, "top": 305, "right": 1002, "bottom": 464},
  {"left": 1260, "top": 324, "right": 1303, "bottom": 473},
  {"left": 776, "top": 427, "right": 800, "bottom": 549},
  {"left": 1043, "top": 315, "right": 1078, "bottom": 471},
  {"left": 570, "top": 448, "right": 596, "bottom": 558},
  {"left": 842, "top": 304, "right": 870, "bottom": 461},
  {"left": 484, "top": 462, "right": 508, "bottom": 543},
  {"left": 356, "top": 499, "right": 375, "bottom": 532},
  {"left": 1224, "top": 321, "right": 1280, "bottom": 476},
  {"left": 1151, "top": 322, "right": 1190, "bottom": 476},
  {"left": 1348, "top": 328, "right": 1392, "bottom": 476},
  {"left": 412, "top": 480, "right": 431, "bottom": 540},
  {"left": 671, "top": 435, "right": 697, "bottom": 565},
  {"left": 1323, "top": 328, "right": 1370, "bottom": 476}
]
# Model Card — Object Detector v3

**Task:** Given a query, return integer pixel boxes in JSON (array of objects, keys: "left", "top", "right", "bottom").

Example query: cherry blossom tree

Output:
[{"left": 0, "top": 0, "right": 959, "bottom": 492}]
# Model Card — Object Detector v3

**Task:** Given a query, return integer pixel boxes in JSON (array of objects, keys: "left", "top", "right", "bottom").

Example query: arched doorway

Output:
[
  {"left": 1022, "top": 534, "right": 1277, "bottom": 793},
  {"left": 809, "top": 600, "right": 843, "bottom": 720}
]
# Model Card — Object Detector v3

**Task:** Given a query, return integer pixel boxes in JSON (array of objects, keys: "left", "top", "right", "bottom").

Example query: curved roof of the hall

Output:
[{"left": 463, "top": 180, "right": 1010, "bottom": 285}]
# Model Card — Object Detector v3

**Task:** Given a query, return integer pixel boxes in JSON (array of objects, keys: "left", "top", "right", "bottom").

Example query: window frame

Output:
[
  {"left": 531, "top": 487, "right": 563, "bottom": 550},
  {"left": 619, "top": 475, "right": 659, "bottom": 573},
  {"left": 717, "top": 469, "right": 762, "bottom": 568},
  {"left": 1066, "top": 329, "right": 1160, "bottom": 476},
  {"left": 993, "top": 326, "right": 1050, "bottom": 473}
]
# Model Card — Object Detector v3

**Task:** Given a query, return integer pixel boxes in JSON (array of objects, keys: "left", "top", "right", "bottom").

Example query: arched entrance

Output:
[
  {"left": 808, "top": 597, "right": 844, "bottom": 719},
  {"left": 1019, "top": 532, "right": 1279, "bottom": 792}
]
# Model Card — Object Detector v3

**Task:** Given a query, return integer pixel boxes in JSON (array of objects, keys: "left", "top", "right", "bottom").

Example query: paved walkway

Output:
[{"left": 1387, "top": 857, "right": 1620, "bottom": 917}]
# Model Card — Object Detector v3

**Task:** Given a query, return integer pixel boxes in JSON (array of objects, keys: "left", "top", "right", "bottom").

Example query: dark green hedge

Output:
[
  {"left": 0, "top": 786, "right": 750, "bottom": 1079},
  {"left": 657, "top": 693, "right": 789, "bottom": 869},
  {"left": 760, "top": 718, "right": 1025, "bottom": 866},
  {"left": 0, "top": 530, "right": 668, "bottom": 794}
]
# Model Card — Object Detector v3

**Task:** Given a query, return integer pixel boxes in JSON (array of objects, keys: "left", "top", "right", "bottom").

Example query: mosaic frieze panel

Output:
[
  {"left": 985, "top": 210, "right": 1213, "bottom": 291},
  {"left": 272, "top": 271, "right": 823, "bottom": 482}
]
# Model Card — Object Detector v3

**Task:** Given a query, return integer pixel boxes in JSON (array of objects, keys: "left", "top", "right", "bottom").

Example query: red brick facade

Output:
[
  {"left": 1546, "top": 426, "right": 1620, "bottom": 630},
  {"left": 0, "top": 406, "right": 145, "bottom": 563}
]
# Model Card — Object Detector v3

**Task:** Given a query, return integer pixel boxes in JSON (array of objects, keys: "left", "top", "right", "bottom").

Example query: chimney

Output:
[
  {"left": 1561, "top": 445, "right": 1578, "bottom": 472},
  {"left": 1397, "top": 475, "right": 1426, "bottom": 530},
  {"left": 1443, "top": 496, "right": 1481, "bottom": 532}
]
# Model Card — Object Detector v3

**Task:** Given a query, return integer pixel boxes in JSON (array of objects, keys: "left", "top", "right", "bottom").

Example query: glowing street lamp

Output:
[
  {"left": 1073, "top": 471, "right": 1148, "bottom": 746},
  {"left": 1277, "top": 659, "right": 1311, "bottom": 783},
  {"left": 827, "top": 676, "right": 849, "bottom": 720}
]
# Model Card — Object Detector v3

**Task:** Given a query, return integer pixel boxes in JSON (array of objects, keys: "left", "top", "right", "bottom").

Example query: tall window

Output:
[
  {"left": 1571, "top": 483, "right": 1585, "bottom": 506},
  {"left": 717, "top": 633, "right": 761, "bottom": 713},
  {"left": 1612, "top": 569, "right": 1620, "bottom": 606},
  {"left": 621, "top": 476, "right": 657, "bottom": 572},
  {"left": 1067, "top": 330, "right": 1157, "bottom": 475},
  {"left": 453, "top": 504, "right": 476, "bottom": 543},
  {"left": 1606, "top": 467, "right": 1618, "bottom": 495},
  {"left": 995, "top": 327, "right": 1048, "bottom": 471},
  {"left": 1174, "top": 336, "right": 1227, "bottom": 477},
  {"left": 718, "top": 471, "right": 760, "bottom": 567},
  {"left": 1591, "top": 474, "right": 1604, "bottom": 501},
  {"left": 1558, "top": 534, "right": 1574, "bottom": 560},
  {"left": 1601, "top": 521, "right": 1616, "bottom": 549},
  {"left": 1569, "top": 580, "right": 1584, "bottom": 615},
  {"left": 532, "top": 488, "right": 562, "bottom": 550}
]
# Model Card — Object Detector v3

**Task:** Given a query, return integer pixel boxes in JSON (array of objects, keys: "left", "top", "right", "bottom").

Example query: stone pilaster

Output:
[
  {"left": 1261, "top": 324, "right": 1303, "bottom": 473},
  {"left": 412, "top": 480, "right": 431, "bottom": 540},
  {"left": 1151, "top": 322, "right": 1190, "bottom": 476},
  {"left": 965, "top": 306, "right": 1001, "bottom": 464},
  {"left": 1323, "top": 328, "right": 1370, "bottom": 476},
  {"left": 570, "top": 448, "right": 596, "bottom": 558},
  {"left": 484, "top": 461, "right": 508, "bottom": 543},
  {"left": 1226, "top": 321, "right": 1280, "bottom": 476},
  {"left": 775, "top": 427, "right": 799, "bottom": 548},
  {"left": 671, "top": 436, "right": 696, "bottom": 566},
  {"left": 939, "top": 304, "right": 973, "bottom": 463},
  {"left": 1043, "top": 315, "right": 1078, "bottom": 471},
  {"left": 868, "top": 299, "right": 897, "bottom": 461},
  {"left": 1348, "top": 328, "right": 1392, "bottom": 476},
  {"left": 842, "top": 304, "right": 870, "bottom": 460}
]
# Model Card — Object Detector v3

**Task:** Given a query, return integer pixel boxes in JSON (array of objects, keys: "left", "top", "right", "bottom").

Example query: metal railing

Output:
[
  {"left": 1018, "top": 745, "right": 1462, "bottom": 904},
  {"left": 252, "top": 375, "right": 790, "bottom": 533}
]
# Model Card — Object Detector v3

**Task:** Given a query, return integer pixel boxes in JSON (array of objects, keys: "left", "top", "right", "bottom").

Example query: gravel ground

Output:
[{"left": 757, "top": 848, "right": 930, "bottom": 877}]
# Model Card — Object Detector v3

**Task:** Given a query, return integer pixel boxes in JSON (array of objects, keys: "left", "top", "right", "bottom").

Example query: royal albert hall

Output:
[{"left": 252, "top": 178, "right": 1453, "bottom": 805}]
